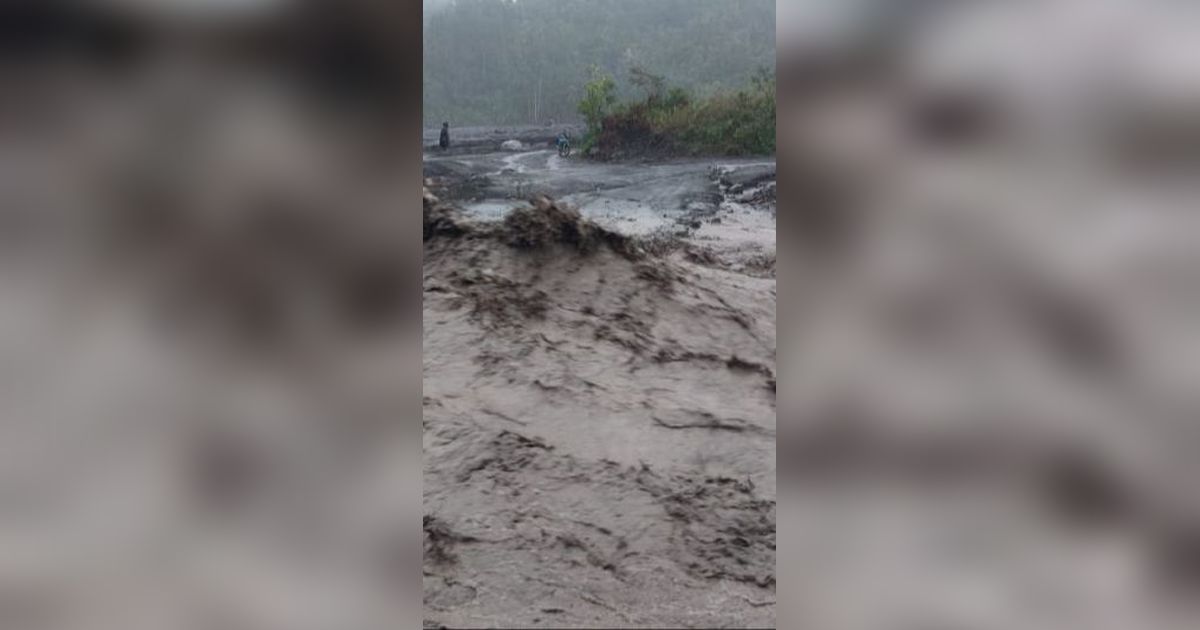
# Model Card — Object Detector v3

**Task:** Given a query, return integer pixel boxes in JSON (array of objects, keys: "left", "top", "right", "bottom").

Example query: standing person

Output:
[
  {"left": 556, "top": 129, "right": 571, "bottom": 155},
  {"left": 439, "top": 122, "right": 450, "bottom": 150}
]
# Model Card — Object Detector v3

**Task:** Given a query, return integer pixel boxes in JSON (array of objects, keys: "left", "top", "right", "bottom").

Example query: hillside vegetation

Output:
[{"left": 579, "top": 67, "right": 775, "bottom": 159}]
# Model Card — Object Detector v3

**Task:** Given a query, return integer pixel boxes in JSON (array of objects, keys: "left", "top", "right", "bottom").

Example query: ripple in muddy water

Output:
[
  {"left": 425, "top": 579, "right": 478, "bottom": 611},
  {"left": 463, "top": 197, "right": 686, "bottom": 237}
]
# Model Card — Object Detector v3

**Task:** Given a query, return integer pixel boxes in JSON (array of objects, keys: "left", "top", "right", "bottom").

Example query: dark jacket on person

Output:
[{"left": 439, "top": 125, "right": 450, "bottom": 149}]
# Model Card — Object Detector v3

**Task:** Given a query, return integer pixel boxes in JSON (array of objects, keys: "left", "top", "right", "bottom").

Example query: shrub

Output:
[
  {"left": 578, "top": 66, "right": 618, "bottom": 150},
  {"left": 579, "top": 67, "right": 774, "bottom": 158}
]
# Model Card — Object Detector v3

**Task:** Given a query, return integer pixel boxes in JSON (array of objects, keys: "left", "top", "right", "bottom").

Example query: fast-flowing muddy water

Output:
[{"left": 423, "top": 133, "right": 777, "bottom": 628}]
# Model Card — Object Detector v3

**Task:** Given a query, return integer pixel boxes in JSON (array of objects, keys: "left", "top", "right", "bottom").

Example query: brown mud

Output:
[{"left": 423, "top": 192, "right": 775, "bottom": 628}]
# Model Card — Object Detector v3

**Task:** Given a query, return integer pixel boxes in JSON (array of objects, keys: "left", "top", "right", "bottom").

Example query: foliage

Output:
[
  {"left": 578, "top": 67, "right": 618, "bottom": 134},
  {"left": 577, "top": 67, "right": 618, "bottom": 152},
  {"left": 665, "top": 87, "right": 691, "bottom": 110},
  {"left": 588, "top": 69, "right": 775, "bottom": 157}
]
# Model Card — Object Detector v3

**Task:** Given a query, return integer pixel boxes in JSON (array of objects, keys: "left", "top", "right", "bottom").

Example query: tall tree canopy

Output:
[{"left": 423, "top": 0, "right": 775, "bottom": 126}]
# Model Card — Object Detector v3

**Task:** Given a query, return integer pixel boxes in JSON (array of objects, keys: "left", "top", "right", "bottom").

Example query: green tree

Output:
[{"left": 578, "top": 67, "right": 617, "bottom": 134}]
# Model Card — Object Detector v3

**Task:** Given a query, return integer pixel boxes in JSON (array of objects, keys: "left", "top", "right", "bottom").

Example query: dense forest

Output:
[{"left": 423, "top": 0, "right": 776, "bottom": 127}]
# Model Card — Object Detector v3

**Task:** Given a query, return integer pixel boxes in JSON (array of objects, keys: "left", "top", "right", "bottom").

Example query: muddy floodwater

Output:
[
  {"left": 423, "top": 128, "right": 776, "bottom": 628},
  {"left": 424, "top": 126, "right": 776, "bottom": 270}
]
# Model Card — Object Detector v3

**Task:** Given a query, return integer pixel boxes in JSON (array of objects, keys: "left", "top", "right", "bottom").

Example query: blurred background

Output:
[
  {"left": 6, "top": 0, "right": 1200, "bottom": 628},
  {"left": 0, "top": 1, "right": 422, "bottom": 629},
  {"left": 777, "top": 0, "right": 1200, "bottom": 628}
]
